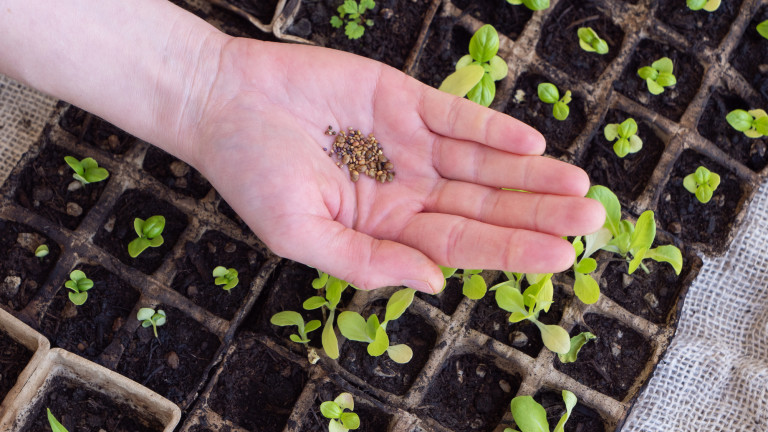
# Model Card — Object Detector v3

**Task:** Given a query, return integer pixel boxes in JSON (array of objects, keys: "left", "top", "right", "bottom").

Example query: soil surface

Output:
[
  {"left": 654, "top": 0, "right": 744, "bottom": 48},
  {"left": 94, "top": 189, "right": 188, "bottom": 275},
  {"left": 614, "top": 38, "right": 704, "bottom": 122},
  {"left": 15, "top": 142, "right": 109, "bottom": 230},
  {"left": 414, "top": 16, "right": 473, "bottom": 89},
  {"left": 416, "top": 276, "right": 465, "bottom": 316},
  {"left": 207, "top": 333, "right": 307, "bottom": 432},
  {"left": 225, "top": 0, "right": 279, "bottom": 24},
  {"left": 142, "top": 146, "right": 211, "bottom": 199},
  {"left": 554, "top": 314, "right": 652, "bottom": 401},
  {"left": 0, "top": 220, "right": 60, "bottom": 310},
  {"left": 656, "top": 149, "right": 745, "bottom": 253},
  {"left": 19, "top": 375, "right": 163, "bottom": 432},
  {"left": 286, "top": 0, "right": 430, "bottom": 70},
  {"left": 450, "top": 0, "right": 532, "bottom": 40},
  {"left": 40, "top": 264, "right": 140, "bottom": 361},
  {"left": 0, "top": 329, "right": 33, "bottom": 402},
  {"left": 339, "top": 299, "right": 437, "bottom": 395},
  {"left": 302, "top": 381, "right": 392, "bottom": 432},
  {"left": 421, "top": 353, "right": 521, "bottom": 431},
  {"left": 116, "top": 305, "right": 221, "bottom": 405},
  {"left": 580, "top": 109, "right": 666, "bottom": 203},
  {"left": 536, "top": 0, "right": 624, "bottom": 81},
  {"left": 58, "top": 105, "right": 134, "bottom": 154},
  {"left": 169, "top": 0, "right": 278, "bottom": 40},
  {"left": 531, "top": 389, "right": 606, "bottom": 432},
  {"left": 730, "top": 6, "right": 768, "bottom": 101},
  {"left": 171, "top": 230, "right": 266, "bottom": 320}
]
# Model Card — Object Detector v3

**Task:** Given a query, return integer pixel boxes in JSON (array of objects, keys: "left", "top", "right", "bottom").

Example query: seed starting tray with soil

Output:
[{"left": 0, "top": 0, "right": 766, "bottom": 431}]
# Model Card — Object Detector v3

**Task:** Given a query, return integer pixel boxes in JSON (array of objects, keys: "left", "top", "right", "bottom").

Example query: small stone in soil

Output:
[
  {"left": 66, "top": 202, "right": 83, "bottom": 217},
  {"left": 16, "top": 232, "right": 46, "bottom": 252},
  {"left": 108, "top": 134, "right": 120, "bottom": 150},
  {"left": 326, "top": 127, "right": 395, "bottom": 183},
  {"left": 510, "top": 331, "right": 528, "bottom": 347},
  {"left": 166, "top": 351, "right": 180, "bottom": 369},
  {"left": 0, "top": 276, "right": 21, "bottom": 298},
  {"left": 499, "top": 379, "right": 512, "bottom": 393},
  {"left": 224, "top": 242, "right": 236, "bottom": 253},
  {"left": 112, "top": 316, "right": 124, "bottom": 332},
  {"left": 62, "top": 302, "right": 78, "bottom": 319},
  {"left": 77, "top": 342, "right": 87, "bottom": 351},
  {"left": 67, "top": 181, "right": 82, "bottom": 192},
  {"left": 169, "top": 160, "right": 190, "bottom": 177},
  {"left": 103, "top": 215, "right": 116, "bottom": 233}
]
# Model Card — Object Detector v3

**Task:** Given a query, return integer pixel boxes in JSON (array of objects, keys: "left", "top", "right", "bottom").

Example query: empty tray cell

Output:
[
  {"left": 730, "top": 5, "right": 768, "bottom": 100},
  {"left": 0, "top": 328, "right": 33, "bottom": 402},
  {"left": 58, "top": 105, "right": 134, "bottom": 154},
  {"left": 655, "top": 0, "right": 744, "bottom": 48},
  {"left": 142, "top": 146, "right": 211, "bottom": 199},
  {"left": 450, "top": 0, "right": 532, "bottom": 40},
  {"left": 302, "top": 381, "right": 392, "bottom": 432}
]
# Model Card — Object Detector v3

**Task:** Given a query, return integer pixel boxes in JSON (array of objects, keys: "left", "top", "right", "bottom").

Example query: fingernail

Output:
[{"left": 403, "top": 279, "right": 436, "bottom": 294}]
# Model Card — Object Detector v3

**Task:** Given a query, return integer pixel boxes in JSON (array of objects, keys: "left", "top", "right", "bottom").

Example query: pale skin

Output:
[{"left": 0, "top": 0, "right": 605, "bottom": 293}]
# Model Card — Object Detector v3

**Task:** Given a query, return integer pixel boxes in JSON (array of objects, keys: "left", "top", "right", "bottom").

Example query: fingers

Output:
[
  {"left": 418, "top": 85, "right": 545, "bottom": 155},
  {"left": 432, "top": 136, "right": 591, "bottom": 196},
  {"left": 399, "top": 213, "right": 576, "bottom": 273},
  {"left": 425, "top": 181, "right": 606, "bottom": 236}
]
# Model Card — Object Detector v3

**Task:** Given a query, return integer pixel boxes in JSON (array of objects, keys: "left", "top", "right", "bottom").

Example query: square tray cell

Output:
[
  {"left": 14, "top": 143, "right": 109, "bottom": 230},
  {"left": 536, "top": 0, "right": 625, "bottom": 81},
  {"left": 0, "top": 329, "right": 33, "bottom": 403},
  {"left": 614, "top": 38, "right": 704, "bottom": 122},
  {"left": 58, "top": 106, "right": 134, "bottom": 155},
  {"left": 730, "top": 6, "right": 768, "bottom": 100},
  {"left": 450, "top": 0, "right": 532, "bottom": 41},
  {"left": 414, "top": 16, "right": 473, "bottom": 90},
  {"left": 142, "top": 146, "right": 211, "bottom": 199},
  {"left": 529, "top": 388, "right": 606, "bottom": 432},
  {"left": 94, "top": 189, "right": 188, "bottom": 275},
  {"left": 654, "top": 0, "right": 744, "bottom": 48},
  {"left": 302, "top": 381, "right": 392, "bottom": 432}
]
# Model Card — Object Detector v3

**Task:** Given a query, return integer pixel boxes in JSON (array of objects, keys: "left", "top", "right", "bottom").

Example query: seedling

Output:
[
  {"left": 65, "top": 270, "right": 93, "bottom": 306},
  {"left": 212, "top": 266, "right": 239, "bottom": 291},
  {"left": 302, "top": 270, "right": 350, "bottom": 359},
  {"left": 558, "top": 332, "right": 596, "bottom": 363},
  {"left": 137, "top": 307, "right": 166, "bottom": 338},
  {"left": 577, "top": 27, "right": 608, "bottom": 54},
  {"left": 64, "top": 156, "right": 109, "bottom": 185},
  {"left": 320, "top": 392, "right": 361, "bottom": 432},
  {"left": 337, "top": 288, "right": 415, "bottom": 363},
  {"left": 330, "top": 0, "right": 375, "bottom": 40},
  {"left": 47, "top": 408, "right": 69, "bottom": 432},
  {"left": 270, "top": 311, "right": 321, "bottom": 344},
  {"left": 683, "top": 166, "right": 721, "bottom": 204},
  {"left": 758, "top": 20, "right": 768, "bottom": 40},
  {"left": 687, "top": 0, "right": 720, "bottom": 12},
  {"left": 35, "top": 244, "right": 49, "bottom": 259},
  {"left": 440, "top": 267, "right": 487, "bottom": 300},
  {"left": 571, "top": 235, "right": 603, "bottom": 305},
  {"left": 505, "top": 390, "right": 576, "bottom": 432},
  {"left": 604, "top": 118, "right": 643, "bottom": 157},
  {"left": 726, "top": 109, "right": 768, "bottom": 138},
  {"left": 439, "top": 24, "right": 509, "bottom": 107},
  {"left": 128, "top": 215, "right": 165, "bottom": 258},
  {"left": 506, "top": 0, "right": 549, "bottom": 11},
  {"left": 537, "top": 83, "right": 571, "bottom": 121},
  {"left": 637, "top": 57, "right": 676, "bottom": 95}
]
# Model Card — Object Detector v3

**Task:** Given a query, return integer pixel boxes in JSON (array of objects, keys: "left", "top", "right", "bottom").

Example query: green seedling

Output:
[
  {"left": 64, "top": 156, "right": 109, "bottom": 185},
  {"left": 137, "top": 307, "right": 166, "bottom": 338},
  {"left": 330, "top": 0, "right": 375, "bottom": 40},
  {"left": 65, "top": 270, "right": 93, "bottom": 306},
  {"left": 337, "top": 288, "right": 415, "bottom": 363},
  {"left": 577, "top": 27, "right": 608, "bottom": 54},
  {"left": 683, "top": 166, "right": 721, "bottom": 204},
  {"left": 506, "top": 0, "right": 549, "bottom": 11},
  {"left": 637, "top": 57, "right": 676, "bottom": 95},
  {"left": 440, "top": 267, "right": 487, "bottom": 300},
  {"left": 303, "top": 270, "right": 350, "bottom": 359},
  {"left": 505, "top": 390, "right": 577, "bottom": 432},
  {"left": 320, "top": 392, "right": 361, "bottom": 432},
  {"left": 270, "top": 311, "right": 321, "bottom": 344},
  {"left": 128, "top": 215, "right": 165, "bottom": 258},
  {"left": 558, "top": 332, "right": 596, "bottom": 363},
  {"left": 47, "top": 408, "right": 69, "bottom": 432},
  {"left": 537, "top": 83, "right": 571, "bottom": 121},
  {"left": 687, "top": 0, "right": 720, "bottom": 12},
  {"left": 758, "top": 20, "right": 768, "bottom": 40},
  {"left": 439, "top": 24, "right": 509, "bottom": 107},
  {"left": 571, "top": 235, "right": 604, "bottom": 305},
  {"left": 35, "top": 244, "right": 49, "bottom": 259},
  {"left": 604, "top": 118, "right": 643, "bottom": 158},
  {"left": 212, "top": 266, "right": 239, "bottom": 291},
  {"left": 726, "top": 108, "right": 768, "bottom": 138}
]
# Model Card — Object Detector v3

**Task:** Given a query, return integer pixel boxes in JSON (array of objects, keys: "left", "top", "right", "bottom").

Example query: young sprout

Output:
[
  {"left": 558, "top": 332, "right": 596, "bottom": 363},
  {"left": 604, "top": 118, "right": 643, "bottom": 157},
  {"left": 320, "top": 393, "right": 360, "bottom": 432},
  {"left": 34, "top": 244, "right": 49, "bottom": 259},
  {"left": 127, "top": 215, "right": 165, "bottom": 258},
  {"left": 440, "top": 267, "right": 487, "bottom": 300},
  {"left": 212, "top": 266, "right": 239, "bottom": 291},
  {"left": 637, "top": 57, "right": 676, "bottom": 95},
  {"left": 505, "top": 390, "right": 577, "bottom": 432},
  {"left": 439, "top": 25, "right": 509, "bottom": 107},
  {"left": 47, "top": 408, "right": 69, "bottom": 432},
  {"left": 577, "top": 27, "right": 608, "bottom": 54},
  {"left": 330, "top": 0, "right": 375, "bottom": 40},
  {"left": 726, "top": 109, "right": 768, "bottom": 138},
  {"left": 64, "top": 156, "right": 109, "bottom": 186},
  {"left": 686, "top": 0, "right": 720, "bottom": 12},
  {"left": 270, "top": 311, "right": 321, "bottom": 344},
  {"left": 137, "top": 307, "right": 166, "bottom": 338},
  {"left": 537, "top": 83, "right": 571, "bottom": 121},
  {"left": 683, "top": 166, "right": 720, "bottom": 204},
  {"left": 758, "top": 20, "right": 768, "bottom": 40},
  {"left": 301, "top": 270, "right": 351, "bottom": 359},
  {"left": 65, "top": 270, "right": 93, "bottom": 306},
  {"left": 506, "top": 0, "right": 549, "bottom": 11}
]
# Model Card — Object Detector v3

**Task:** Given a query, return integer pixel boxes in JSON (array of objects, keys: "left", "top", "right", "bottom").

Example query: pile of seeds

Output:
[{"left": 325, "top": 126, "right": 395, "bottom": 183}]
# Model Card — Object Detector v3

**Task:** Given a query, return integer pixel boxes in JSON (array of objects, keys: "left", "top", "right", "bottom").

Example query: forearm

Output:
[{"left": 0, "top": 0, "right": 229, "bottom": 162}]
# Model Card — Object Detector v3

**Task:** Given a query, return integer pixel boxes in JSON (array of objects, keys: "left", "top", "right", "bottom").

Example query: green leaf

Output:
[
  {"left": 646, "top": 78, "right": 664, "bottom": 95},
  {"left": 142, "top": 215, "right": 165, "bottom": 238},
  {"left": 618, "top": 118, "right": 637, "bottom": 137},
  {"left": 312, "top": 271, "right": 329, "bottom": 289},
  {"left": 455, "top": 54, "right": 473, "bottom": 70},
  {"left": 703, "top": 0, "right": 720, "bottom": 11},
  {"left": 338, "top": 311, "right": 370, "bottom": 342},
  {"left": 462, "top": 274, "right": 487, "bottom": 300},
  {"left": 289, "top": 334, "right": 306, "bottom": 343},
  {"left": 153, "top": 310, "right": 166, "bottom": 327},
  {"left": 323, "top": 310, "right": 339, "bottom": 359},
  {"left": 489, "top": 56, "right": 508, "bottom": 81},
  {"left": 696, "top": 185, "right": 714, "bottom": 203},
  {"left": 340, "top": 412, "right": 361, "bottom": 429},
  {"left": 577, "top": 27, "right": 597, "bottom": 45},
  {"left": 47, "top": 409, "right": 69, "bottom": 432},
  {"left": 652, "top": 57, "right": 674, "bottom": 74},
  {"left": 467, "top": 73, "right": 496, "bottom": 107},
  {"left": 137, "top": 308, "right": 155, "bottom": 321},
  {"left": 558, "top": 332, "right": 596, "bottom": 363},
  {"left": 64, "top": 156, "right": 84, "bottom": 176},
  {"left": 726, "top": 109, "right": 754, "bottom": 132},
  {"left": 495, "top": 283, "right": 526, "bottom": 314},
  {"left": 79, "top": 157, "right": 98, "bottom": 170},
  {"left": 683, "top": 173, "right": 698, "bottom": 193},
  {"left": 614, "top": 138, "right": 630, "bottom": 158},
  {"left": 758, "top": 20, "right": 768, "bottom": 40},
  {"left": 586, "top": 185, "right": 621, "bottom": 237},
  {"left": 628, "top": 247, "right": 647, "bottom": 274},
  {"left": 387, "top": 344, "right": 414, "bottom": 364},
  {"left": 35, "top": 245, "right": 49, "bottom": 258},
  {"left": 335, "top": 392, "right": 355, "bottom": 411},
  {"left": 270, "top": 311, "right": 304, "bottom": 328},
  {"left": 440, "top": 266, "right": 458, "bottom": 279},
  {"left": 385, "top": 288, "right": 416, "bottom": 322},
  {"left": 646, "top": 245, "right": 683, "bottom": 275},
  {"left": 439, "top": 65, "right": 485, "bottom": 98},
  {"left": 340, "top": 0, "right": 358, "bottom": 14},
  {"left": 366, "top": 314, "right": 380, "bottom": 340},
  {"left": 536, "top": 322, "right": 571, "bottom": 354},
  {"left": 212, "top": 266, "right": 227, "bottom": 278},
  {"left": 553, "top": 390, "right": 578, "bottom": 432},
  {"left": 537, "top": 82, "right": 559, "bottom": 104},
  {"left": 553, "top": 101, "right": 570, "bottom": 121},
  {"left": 583, "top": 228, "right": 612, "bottom": 259},
  {"left": 574, "top": 273, "right": 600, "bottom": 304},
  {"left": 303, "top": 296, "right": 328, "bottom": 310},
  {"left": 469, "top": 24, "right": 499, "bottom": 63},
  {"left": 367, "top": 326, "right": 389, "bottom": 356},
  {"left": 330, "top": 15, "right": 343, "bottom": 28},
  {"left": 305, "top": 319, "right": 322, "bottom": 334},
  {"left": 84, "top": 167, "right": 109, "bottom": 183},
  {"left": 68, "top": 291, "right": 88, "bottom": 306},
  {"left": 148, "top": 235, "right": 164, "bottom": 248},
  {"left": 656, "top": 72, "right": 677, "bottom": 88},
  {"left": 329, "top": 419, "right": 346, "bottom": 432},
  {"left": 579, "top": 38, "right": 596, "bottom": 53},
  {"left": 133, "top": 217, "right": 145, "bottom": 238},
  {"left": 574, "top": 257, "right": 597, "bottom": 274},
  {"left": 346, "top": 21, "right": 364, "bottom": 39},
  {"left": 128, "top": 237, "right": 151, "bottom": 258},
  {"left": 509, "top": 396, "right": 549, "bottom": 432},
  {"left": 604, "top": 123, "right": 619, "bottom": 141},
  {"left": 594, "top": 39, "right": 609, "bottom": 55},
  {"left": 321, "top": 401, "right": 343, "bottom": 419},
  {"left": 523, "top": 0, "right": 549, "bottom": 10},
  {"left": 637, "top": 66, "right": 658, "bottom": 81},
  {"left": 628, "top": 134, "right": 643, "bottom": 153},
  {"left": 326, "top": 277, "right": 346, "bottom": 310},
  {"left": 360, "top": 0, "right": 375, "bottom": 12},
  {"left": 753, "top": 115, "right": 768, "bottom": 136},
  {"left": 687, "top": 0, "right": 706, "bottom": 10},
  {"left": 630, "top": 210, "right": 656, "bottom": 253}
]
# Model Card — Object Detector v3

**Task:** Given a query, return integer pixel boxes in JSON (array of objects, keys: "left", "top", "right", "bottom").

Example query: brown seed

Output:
[
  {"left": 350, "top": 170, "right": 360, "bottom": 182},
  {"left": 387, "top": 172, "right": 394, "bottom": 182},
  {"left": 342, "top": 154, "right": 350, "bottom": 164},
  {"left": 384, "top": 162, "right": 394, "bottom": 170}
]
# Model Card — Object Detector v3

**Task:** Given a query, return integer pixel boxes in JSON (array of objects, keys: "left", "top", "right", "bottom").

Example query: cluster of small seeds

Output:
[{"left": 325, "top": 126, "right": 395, "bottom": 183}]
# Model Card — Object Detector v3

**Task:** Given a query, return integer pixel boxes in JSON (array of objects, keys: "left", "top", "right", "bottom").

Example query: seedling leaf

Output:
[
  {"left": 323, "top": 310, "right": 340, "bottom": 359},
  {"left": 321, "top": 401, "right": 343, "bottom": 419},
  {"left": 47, "top": 409, "right": 69, "bottom": 432},
  {"left": 439, "top": 65, "right": 485, "bottom": 98},
  {"left": 574, "top": 273, "right": 600, "bottom": 304},
  {"left": 270, "top": 311, "right": 304, "bottom": 327},
  {"left": 303, "top": 296, "right": 328, "bottom": 310},
  {"left": 537, "top": 83, "right": 559, "bottom": 104},
  {"left": 509, "top": 396, "right": 549, "bottom": 432},
  {"left": 387, "top": 343, "right": 413, "bottom": 363},
  {"left": 758, "top": 20, "right": 768, "bottom": 40},
  {"left": 558, "top": 332, "right": 596, "bottom": 363},
  {"left": 385, "top": 288, "right": 415, "bottom": 322},
  {"left": 462, "top": 274, "right": 487, "bottom": 300},
  {"left": 469, "top": 24, "right": 499, "bottom": 63},
  {"left": 553, "top": 390, "right": 578, "bottom": 432},
  {"left": 467, "top": 73, "right": 496, "bottom": 107},
  {"left": 536, "top": 322, "right": 571, "bottom": 354},
  {"left": 489, "top": 56, "right": 509, "bottom": 81},
  {"left": 337, "top": 311, "right": 370, "bottom": 342},
  {"left": 645, "top": 245, "right": 683, "bottom": 275},
  {"left": 586, "top": 186, "right": 621, "bottom": 236},
  {"left": 367, "top": 325, "right": 389, "bottom": 356}
]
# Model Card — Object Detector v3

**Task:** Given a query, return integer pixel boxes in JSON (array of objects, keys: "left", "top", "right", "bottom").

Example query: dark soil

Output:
[
  {"left": 168, "top": 0, "right": 278, "bottom": 40},
  {"left": 614, "top": 38, "right": 704, "bottom": 122},
  {"left": 286, "top": 0, "right": 430, "bottom": 70},
  {"left": 697, "top": 87, "right": 768, "bottom": 172},
  {"left": 19, "top": 375, "right": 163, "bottom": 432},
  {"left": 207, "top": 333, "right": 307, "bottom": 432},
  {"left": 171, "top": 230, "right": 266, "bottom": 320},
  {"left": 40, "top": 264, "right": 140, "bottom": 361},
  {"left": 554, "top": 314, "right": 652, "bottom": 401},
  {"left": 116, "top": 305, "right": 221, "bottom": 405},
  {"left": 0, "top": 219, "right": 60, "bottom": 310},
  {"left": 415, "top": 16, "right": 472, "bottom": 89},
  {"left": 15, "top": 142, "right": 109, "bottom": 230},
  {"left": 580, "top": 109, "right": 666, "bottom": 203},
  {"left": 94, "top": 189, "right": 188, "bottom": 275},
  {"left": 421, "top": 353, "right": 521, "bottom": 431},
  {"left": 142, "top": 147, "right": 211, "bottom": 199},
  {"left": 450, "top": 0, "right": 533, "bottom": 40},
  {"left": 504, "top": 72, "right": 588, "bottom": 158},
  {"left": 656, "top": 149, "right": 745, "bottom": 253},
  {"left": 303, "top": 381, "right": 392, "bottom": 432},
  {"left": 339, "top": 299, "right": 437, "bottom": 395},
  {"left": 530, "top": 389, "right": 606, "bottom": 432},
  {"left": 58, "top": 105, "right": 134, "bottom": 154},
  {"left": 730, "top": 6, "right": 768, "bottom": 101},
  {"left": 0, "top": 329, "right": 33, "bottom": 401},
  {"left": 416, "top": 276, "right": 465, "bottom": 316},
  {"left": 224, "top": 0, "right": 279, "bottom": 24},
  {"left": 536, "top": 0, "right": 625, "bottom": 81},
  {"left": 654, "top": 0, "right": 744, "bottom": 48}
]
